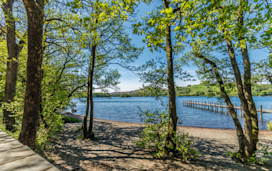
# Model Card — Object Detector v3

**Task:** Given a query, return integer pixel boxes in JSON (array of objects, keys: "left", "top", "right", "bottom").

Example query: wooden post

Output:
[
  {"left": 240, "top": 105, "right": 243, "bottom": 116},
  {"left": 219, "top": 102, "right": 222, "bottom": 113},
  {"left": 260, "top": 105, "right": 263, "bottom": 119},
  {"left": 213, "top": 102, "right": 215, "bottom": 111},
  {"left": 193, "top": 101, "right": 196, "bottom": 108},
  {"left": 225, "top": 105, "right": 228, "bottom": 115}
]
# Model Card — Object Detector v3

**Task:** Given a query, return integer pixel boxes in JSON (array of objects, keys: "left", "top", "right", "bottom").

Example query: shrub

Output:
[
  {"left": 267, "top": 121, "right": 272, "bottom": 131},
  {"left": 62, "top": 116, "right": 82, "bottom": 123},
  {"left": 136, "top": 109, "right": 197, "bottom": 160},
  {"left": 36, "top": 113, "right": 64, "bottom": 151}
]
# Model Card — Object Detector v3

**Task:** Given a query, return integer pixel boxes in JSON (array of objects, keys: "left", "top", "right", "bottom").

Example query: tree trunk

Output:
[
  {"left": 83, "top": 76, "right": 90, "bottom": 138},
  {"left": 19, "top": 0, "right": 44, "bottom": 147},
  {"left": 87, "top": 45, "right": 96, "bottom": 139},
  {"left": 163, "top": 0, "right": 177, "bottom": 154},
  {"left": 225, "top": 38, "right": 254, "bottom": 161},
  {"left": 2, "top": 0, "right": 24, "bottom": 132},
  {"left": 196, "top": 54, "right": 247, "bottom": 160},
  {"left": 237, "top": 2, "right": 259, "bottom": 153}
]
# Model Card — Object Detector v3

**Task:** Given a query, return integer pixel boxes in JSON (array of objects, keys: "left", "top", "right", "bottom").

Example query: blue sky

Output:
[{"left": 110, "top": 1, "right": 270, "bottom": 92}]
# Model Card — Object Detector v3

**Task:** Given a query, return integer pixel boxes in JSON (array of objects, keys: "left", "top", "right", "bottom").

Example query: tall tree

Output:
[
  {"left": 133, "top": 0, "right": 190, "bottom": 155},
  {"left": 69, "top": 0, "right": 141, "bottom": 139},
  {"left": 19, "top": 0, "right": 44, "bottom": 147},
  {"left": 163, "top": 0, "right": 177, "bottom": 153},
  {"left": 184, "top": 0, "right": 269, "bottom": 162},
  {"left": 2, "top": 0, "right": 25, "bottom": 132}
]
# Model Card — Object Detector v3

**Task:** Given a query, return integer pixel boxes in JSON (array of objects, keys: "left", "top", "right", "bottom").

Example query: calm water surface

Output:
[{"left": 69, "top": 96, "right": 272, "bottom": 130}]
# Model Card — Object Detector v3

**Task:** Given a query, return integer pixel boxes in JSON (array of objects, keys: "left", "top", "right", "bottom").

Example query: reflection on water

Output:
[{"left": 69, "top": 96, "right": 272, "bottom": 130}]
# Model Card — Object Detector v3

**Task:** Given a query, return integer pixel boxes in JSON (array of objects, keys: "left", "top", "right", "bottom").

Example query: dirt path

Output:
[{"left": 46, "top": 118, "right": 272, "bottom": 171}]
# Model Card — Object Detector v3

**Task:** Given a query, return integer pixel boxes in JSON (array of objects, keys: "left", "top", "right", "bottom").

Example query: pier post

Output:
[
  {"left": 219, "top": 103, "right": 222, "bottom": 113},
  {"left": 260, "top": 105, "right": 263, "bottom": 119},
  {"left": 212, "top": 102, "right": 215, "bottom": 111},
  {"left": 240, "top": 105, "right": 243, "bottom": 116}
]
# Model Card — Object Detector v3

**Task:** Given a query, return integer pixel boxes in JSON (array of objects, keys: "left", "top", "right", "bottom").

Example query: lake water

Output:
[{"left": 68, "top": 96, "right": 272, "bottom": 130}]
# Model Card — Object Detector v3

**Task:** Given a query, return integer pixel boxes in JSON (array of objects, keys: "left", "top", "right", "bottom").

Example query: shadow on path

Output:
[{"left": 47, "top": 120, "right": 272, "bottom": 171}]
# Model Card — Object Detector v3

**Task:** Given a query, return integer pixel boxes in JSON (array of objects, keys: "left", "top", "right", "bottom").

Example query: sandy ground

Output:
[{"left": 46, "top": 115, "right": 272, "bottom": 171}]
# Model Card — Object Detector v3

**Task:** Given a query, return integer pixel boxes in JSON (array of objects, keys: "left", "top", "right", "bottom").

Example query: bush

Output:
[
  {"left": 267, "top": 121, "right": 272, "bottom": 131},
  {"left": 62, "top": 116, "right": 82, "bottom": 123},
  {"left": 36, "top": 113, "right": 64, "bottom": 151},
  {"left": 136, "top": 109, "right": 197, "bottom": 160}
]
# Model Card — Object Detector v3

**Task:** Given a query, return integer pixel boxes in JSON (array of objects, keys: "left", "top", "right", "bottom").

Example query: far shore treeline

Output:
[{"left": 88, "top": 83, "right": 272, "bottom": 98}]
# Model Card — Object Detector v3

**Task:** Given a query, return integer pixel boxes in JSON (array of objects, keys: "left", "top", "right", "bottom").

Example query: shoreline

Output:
[{"left": 62, "top": 112, "right": 271, "bottom": 132}]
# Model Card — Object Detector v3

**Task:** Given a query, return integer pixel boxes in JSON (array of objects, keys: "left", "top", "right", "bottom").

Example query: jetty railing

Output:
[{"left": 183, "top": 100, "right": 272, "bottom": 119}]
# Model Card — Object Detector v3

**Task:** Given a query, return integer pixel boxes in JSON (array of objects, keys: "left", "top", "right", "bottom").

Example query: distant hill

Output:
[
  {"left": 176, "top": 83, "right": 272, "bottom": 97},
  {"left": 91, "top": 83, "right": 272, "bottom": 97}
]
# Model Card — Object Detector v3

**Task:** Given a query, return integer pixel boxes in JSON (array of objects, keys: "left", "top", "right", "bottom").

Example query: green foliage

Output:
[
  {"left": 267, "top": 121, "right": 272, "bottom": 131},
  {"left": 120, "top": 93, "right": 132, "bottom": 97},
  {"left": 227, "top": 143, "right": 272, "bottom": 164},
  {"left": 36, "top": 113, "right": 64, "bottom": 150},
  {"left": 62, "top": 116, "right": 82, "bottom": 123},
  {"left": 136, "top": 109, "right": 197, "bottom": 160},
  {"left": 90, "top": 83, "right": 272, "bottom": 97},
  {"left": 0, "top": 1, "right": 85, "bottom": 150}
]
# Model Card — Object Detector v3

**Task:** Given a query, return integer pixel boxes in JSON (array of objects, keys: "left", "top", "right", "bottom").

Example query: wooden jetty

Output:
[
  {"left": 183, "top": 100, "right": 272, "bottom": 118},
  {"left": 0, "top": 129, "right": 59, "bottom": 171}
]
